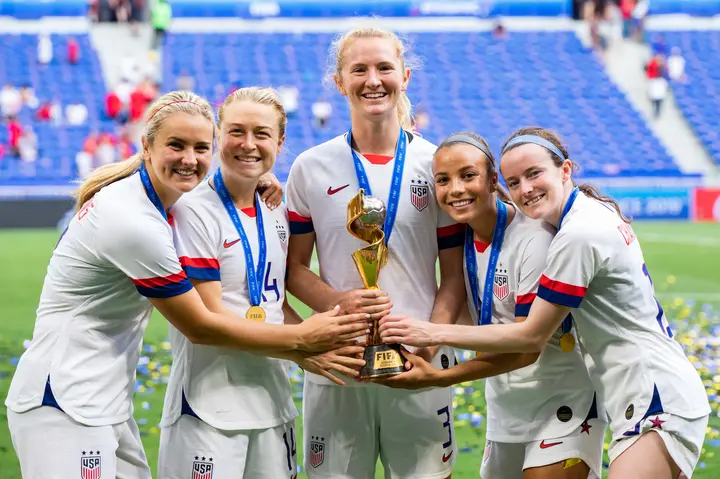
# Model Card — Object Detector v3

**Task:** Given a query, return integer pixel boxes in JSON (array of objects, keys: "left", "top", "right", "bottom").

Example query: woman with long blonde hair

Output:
[{"left": 5, "top": 91, "right": 369, "bottom": 478}]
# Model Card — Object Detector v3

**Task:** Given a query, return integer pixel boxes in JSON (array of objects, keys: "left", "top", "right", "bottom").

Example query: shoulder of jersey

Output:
[
  {"left": 512, "top": 208, "right": 556, "bottom": 243},
  {"left": 90, "top": 174, "right": 163, "bottom": 234},
  {"left": 172, "top": 180, "right": 215, "bottom": 214},
  {"left": 292, "top": 134, "right": 348, "bottom": 169}
]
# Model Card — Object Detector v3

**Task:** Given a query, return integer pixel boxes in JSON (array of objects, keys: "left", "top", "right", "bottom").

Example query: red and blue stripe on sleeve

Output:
[
  {"left": 289, "top": 211, "right": 314, "bottom": 235},
  {"left": 131, "top": 272, "right": 193, "bottom": 298},
  {"left": 179, "top": 257, "right": 221, "bottom": 281},
  {"left": 537, "top": 275, "right": 587, "bottom": 308},
  {"left": 437, "top": 223, "right": 465, "bottom": 250},
  {"left": 514, "top": 293, "right": 536, "bottom": 317}
]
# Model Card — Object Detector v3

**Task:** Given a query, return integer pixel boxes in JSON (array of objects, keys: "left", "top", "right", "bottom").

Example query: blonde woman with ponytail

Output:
[
  {"left": 5, "top": 91, "right": 370, "bottom": 479},
  {"left": 285, "top": 27, "right": 467, "bottom": 479}
]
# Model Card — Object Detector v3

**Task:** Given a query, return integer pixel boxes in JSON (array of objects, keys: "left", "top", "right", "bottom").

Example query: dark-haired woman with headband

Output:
[
  {"left": 375, "top": 132, "right": 604, "bottom": 479},
  {"left": 381, "top": 127, "right": 710, "bottom": 479}
]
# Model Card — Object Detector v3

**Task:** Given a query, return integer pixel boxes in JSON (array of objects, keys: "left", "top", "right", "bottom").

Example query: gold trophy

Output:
[{"left": 347, "top": 189, "right": 406, "bottom": 378}]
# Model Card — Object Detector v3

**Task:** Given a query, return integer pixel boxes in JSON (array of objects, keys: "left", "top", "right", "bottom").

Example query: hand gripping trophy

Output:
[{"left": 347, "top": 188, "right": 405, "bottom": 378}]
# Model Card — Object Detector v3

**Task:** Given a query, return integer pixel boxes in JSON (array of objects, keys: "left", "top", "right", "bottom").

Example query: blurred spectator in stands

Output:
[
  {"left": 18, "top": 127, "right": 38, "bottom": 163},
  {"left": 667, "top": 47, "right": 686, "bottom": 83},
  {"left": 137, "top": 77, "right": 159, "bottom": 101},
  {"left": 89, "top": 0, "right": 100, "bottom": 22},
  {"left": 312, "top": 98, "right": 332, "bottom": 129},
  {"left": 67, "top": 37, "right": 80, "bottom": 65},
  {"left": 645, "top": 52, "right": 668, "bottom": 118},
  {"left": 492, "top": 20, "right": 508, "bottom": 40},
  {"left": 632, "top": 0, "right": 649, "bottom": 43},
  {"left": 7, "top": 117, "right": 22, "bottom": 156},
  {"left": 129, "top": 85, "right": 150, "bottom": 123},
  {"left": 1, "top": 84, "right": 22, "bottom": 119},
  {"left": 118, "top": 129, "right": 136, "bottom": 160},
  {"left": 413, "top": 108, "right": 430, "bottom": 132},
  {"left": 37, "top": 32, "right": 53, "bottom": 66},
  {"left": 76, "top": 132, "right": 99, "bottom": 178},
  {"left": 109, "top": 0, "right": 130, "bottom": 22},
  {"left": 20, "top": 85, "right": 38, "bottom": 109},
  {"left": 651, "top": 36, "right": 667, "bottom": 58},
  {"left": 619, "top": 0, "right": 635, "bottom": 39},
  {"left": 151, "top": 0, "right": 172, "bottom": 50},
  {"left": 36, "top": 99, "right": 63, "bottom": 125},
  {"left": 278, "top": 85, "right": 299, "bottom": 118},
  {"left": 120, "top": 55, "right": 142, "bottom": 86},
  {"left": 96, "top": 132, "right": 118, "bottom": 167},
  {"left": 177, "top": 71, "right": 195, "bottom": 92},
  {"left": 66, "top": 103, "right": 89, "bottom": 126},
  {"left": 105, "top": 90, "right": 123, "bottom": 121}
]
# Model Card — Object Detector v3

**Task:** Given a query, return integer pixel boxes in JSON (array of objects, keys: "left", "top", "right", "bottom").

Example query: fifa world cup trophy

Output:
[{"left": 347, "top": 189, "right": 405, "bottom": 378}]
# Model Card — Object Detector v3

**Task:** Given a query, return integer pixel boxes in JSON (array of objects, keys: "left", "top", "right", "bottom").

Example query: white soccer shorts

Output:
[
  {"left": 158, "top": 414, "right": 298, "bottom": 478},
  {"left": 608, "top": 413, "right": 709, "bottom": 478},
  {"left": 480, "top": 417, "right": 606, "bottom": 479},
  {"left": 8, "top": 406, "right": 151, "bottom": 479},
  {"left": 302, "top": 379, "right": 455, "bottom": 479}
]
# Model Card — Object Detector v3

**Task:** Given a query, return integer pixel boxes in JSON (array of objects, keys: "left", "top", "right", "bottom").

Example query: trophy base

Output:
[{"left": 360, "top": 344, "right": 406, "bottom": 379}]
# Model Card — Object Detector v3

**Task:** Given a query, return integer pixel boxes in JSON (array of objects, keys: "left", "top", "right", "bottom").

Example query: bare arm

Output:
[
  {"left": 380, "top": 297, "right": 570, "bottom": 353},
  {"left": 286, "top": 232, "right": 341, "bottom": 312},
  {"left": 376, "top": 316, "right": 539, "bottom": 390},
  {"left": 149, "top": 287, "right": 369, "bottom": 353},
  {"left": 429, "top": 246, "right": 467, "bottom": 326}
]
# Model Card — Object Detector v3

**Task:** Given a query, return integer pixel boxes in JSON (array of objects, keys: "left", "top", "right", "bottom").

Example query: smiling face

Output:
[
  {"left": 433, "top": 143, "right": 497, "bottom": 224},
  {"left": 142, "top": 111, "right": 214, "bottom": 197},
  {"left": 500, "top": 143, "right": 573, "bottom": 223},
  {"left": 219, "top": 99, "right": 283, "bottom": 181},
  {"left": 334, "top": 36, "right": 410, "bottom": 123}
]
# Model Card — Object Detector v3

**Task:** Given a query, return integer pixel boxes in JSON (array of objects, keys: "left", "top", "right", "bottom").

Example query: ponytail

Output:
[
  {"left": 74, "top": 155, "right": 143, "bottom": 211},
  {"left": 577, "top": 183, "right": 631, "bottom": 224},
  {"left": 397, "top": 92, "right": 413, "bottom": 131},
  {"left": 496, "top": 184, "right": 512, "bottom": 205}
]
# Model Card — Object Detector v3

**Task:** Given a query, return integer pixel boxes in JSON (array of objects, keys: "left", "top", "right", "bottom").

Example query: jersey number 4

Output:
[{"left": 261, "top": 261, "right": 281, "bottom": 303}]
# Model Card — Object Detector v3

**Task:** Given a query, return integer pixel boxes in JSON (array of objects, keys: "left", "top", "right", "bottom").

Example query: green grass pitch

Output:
[{"left": 0, "top": 222, "right": 719, "bottom": 478}]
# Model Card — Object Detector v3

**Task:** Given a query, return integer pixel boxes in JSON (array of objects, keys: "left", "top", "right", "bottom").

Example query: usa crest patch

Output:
[
  {"left": 309, "top": 436, "right": 325, "bottom": 468},
  {"left": 410, "top": 178, "right": 430, "bottom": 212},
  {"left": 276, "top": 221, "right": 287, "bottom": 243},
  {"left": 493, "top": 271, "right": 509, "bottom": 301},
  {"left": 192, "top": 456, "right": 214, "bottom": 479},
  {"left": 80, "top": 451, "right": 101, "bottom": 479}
]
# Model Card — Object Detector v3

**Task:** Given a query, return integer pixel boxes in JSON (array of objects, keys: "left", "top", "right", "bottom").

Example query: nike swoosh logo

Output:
[
  {"left": 539, "top": 440, "right": 563, "bottom": 449},
  {"left": 327, "top": 184, "right": 350, "bottom": 195},
  {"left": 223, "top": 238, "right": 241, "bottom": 248},
  {"left": 442, "top": 451, "right": 453, "bottom": 462}
]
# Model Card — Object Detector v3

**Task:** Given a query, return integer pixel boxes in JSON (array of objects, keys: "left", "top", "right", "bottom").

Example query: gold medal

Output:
[
  {"left": 559, "top": 333, "right": 575, "bottom": 352},
  {"left": 246, "top": 306, "right": 266, "bottom": 322}
]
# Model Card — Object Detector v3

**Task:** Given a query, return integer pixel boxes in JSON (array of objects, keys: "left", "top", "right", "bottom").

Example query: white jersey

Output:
[
  {"left": 6, "top": 172, "right": 192, "bottom": 426},
  {"left": 161, "top": 181, "right": 297, "bottom": 431},
  {"left": 537, "top": 192, "right": 710, "bottom": 441},
  {"left": 286, "top": 132, "right": 464, "bottom": 386},
  {"left": 465, "top": 210, "right": 597, "bottom": 443}
]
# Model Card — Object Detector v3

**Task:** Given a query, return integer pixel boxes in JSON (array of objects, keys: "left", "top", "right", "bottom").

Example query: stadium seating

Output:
[
  {"left": 0, "top": 34, "right": 109, "bottom": 186},
  {"left": 657, "top": 31, "right": 720, "bottom": 166},
  {"left": 163, "top": 31, "right": 683, "bottom": 181}
]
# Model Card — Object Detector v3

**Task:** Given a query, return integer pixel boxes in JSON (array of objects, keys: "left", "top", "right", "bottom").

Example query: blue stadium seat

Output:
[
  {"left": 0, "top": 34, "right": 106, "bottom": 185},
  {"left": 163, "top": 31, "right": 682, "bottom": 182},
  {"left": 657, "top": 31, "right": 720, "bottom": 165}
]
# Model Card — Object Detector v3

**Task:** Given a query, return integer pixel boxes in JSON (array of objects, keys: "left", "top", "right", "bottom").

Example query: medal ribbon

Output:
[
  {"left": 558, "top": 187, "right": 580, "bottom": 335},
  {"left": 346, "top": 129, "right": 407, "bottom": 244},
  {"left": 464, "top": 198, "right": 509, "bottom": 326},
  {"left": 214, "top": 169, "right": 266, "bottom": 307},
  {"left": 139, "top": 163, "right": 167, "bottom": 221}
]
